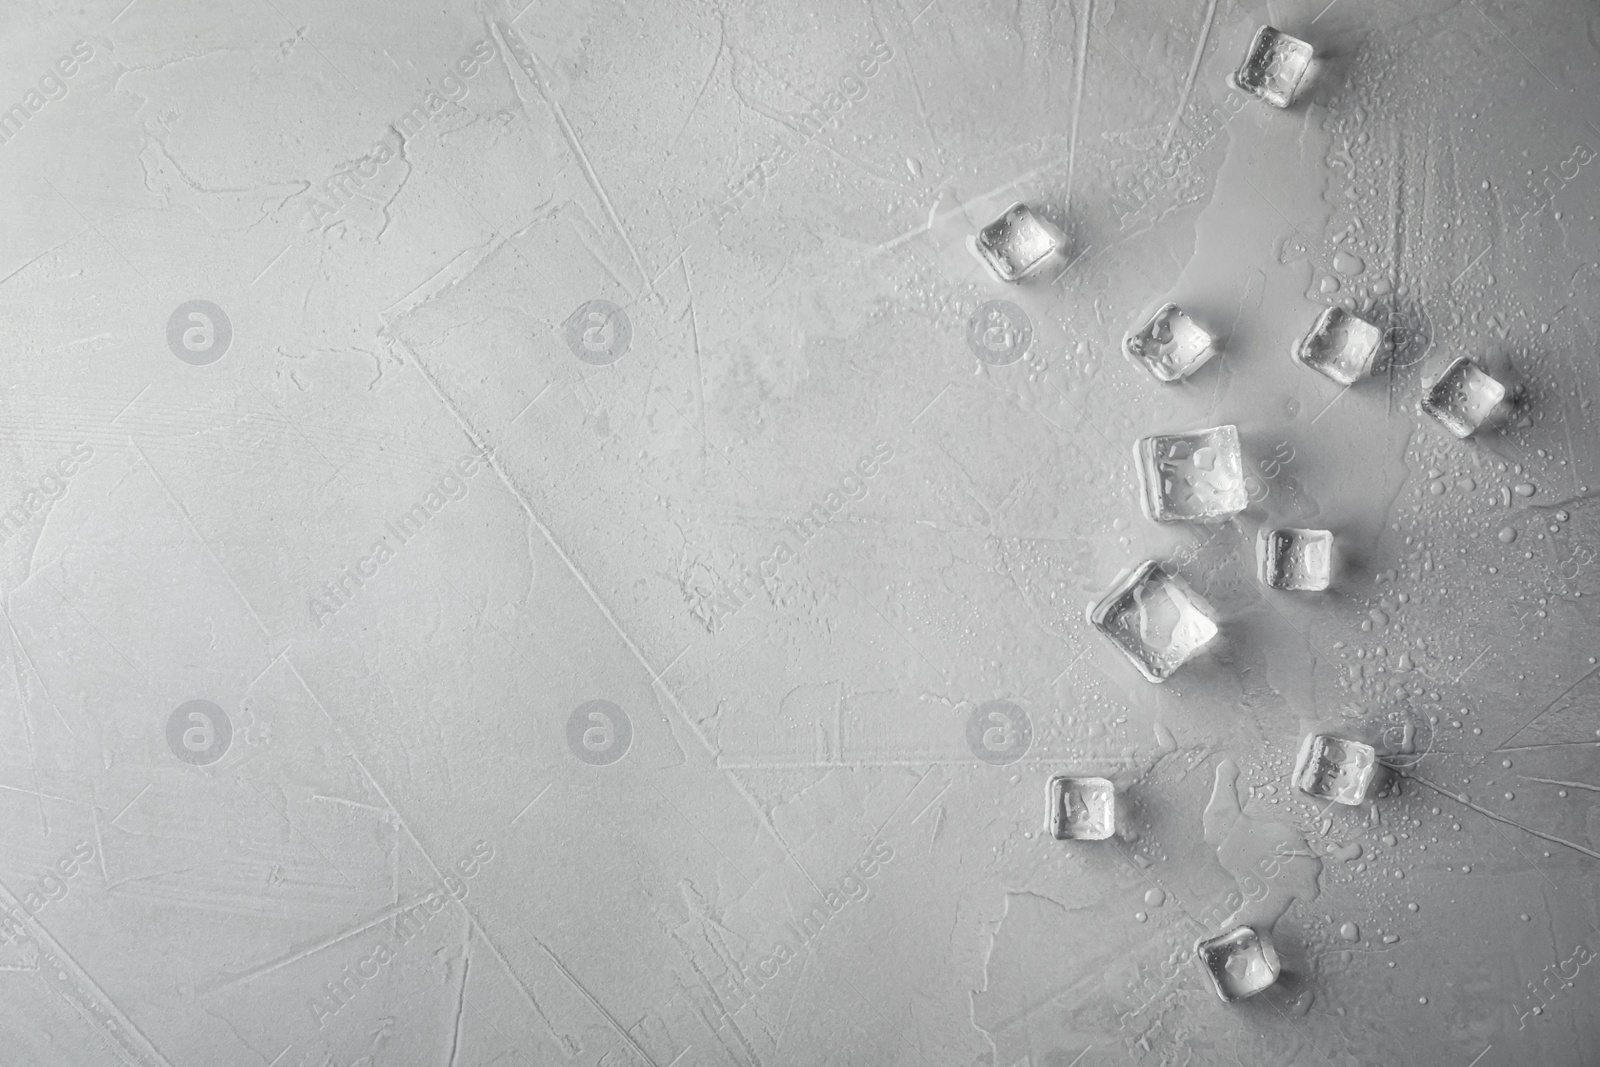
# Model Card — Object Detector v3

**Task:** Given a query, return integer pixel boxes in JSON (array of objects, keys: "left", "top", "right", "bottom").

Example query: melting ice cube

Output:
[
  {"left": 1233, "top": 26, "right": 1313, "bottom": 108},
  {"left": 1135, "top": 425, "right": 1248, "bottom": 522},
  {"left": 1125, "top": 303, "right": 1218, "bottom": 382},
  {"left": 1257, "top": 528, "right": 1333, "bottom": 591},
  {"left": 1420, "top": 356, "right": 1508, "bottom": 438},
  {"left": 968, "top": 202, "right": 1065, "bottom": 282},
  {"left": 1087, "top": 561, "right": 1219, "bottom": 683},
  {"left": 1195, "top": 926, "right": 1281, "bottom": 1002},
  {"left": 1046, "top": 775, "right": 1115, "bottom": 840},
  {"left": 1293, "top": 734, "right": 1377, "bottom": 805},
  {"left": 1294, "top": 307, "right": 1385, "bottom": 385}
]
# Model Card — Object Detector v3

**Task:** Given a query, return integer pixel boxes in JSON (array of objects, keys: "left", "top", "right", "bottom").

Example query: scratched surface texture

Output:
[{"left": 1, "top": 0, "right": 1599, "bottom": 1064}]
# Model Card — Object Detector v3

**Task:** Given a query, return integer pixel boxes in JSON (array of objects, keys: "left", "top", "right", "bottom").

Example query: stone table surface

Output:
[{"left": 1, "top": 0, "right": 1598, "bottom": 1065}]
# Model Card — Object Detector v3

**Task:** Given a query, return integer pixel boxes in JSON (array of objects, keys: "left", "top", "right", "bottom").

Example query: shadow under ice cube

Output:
[
  {"left": 1047, "top": 775, "right": 1115, "bottom": 840},
  {"left": 1420, "top": 356, "right": 1508, "bottom": 438},
  {"left": 1233, "top": 26, "right": 1313, "bottom": 108},
  {"left": 1125, "top": 303, "right": 1217, "bottom": 382},
  {"left": 1257, "top": 528, "right": 1333, "bottom": 591},
  {"left": 1195, "top": 926, "right": 1281, "bottom": 1002},
  {"left": 1294, "top": 307, "right": 1384, "bottom": 385},
  {"left": 1136, "top": 424, "right": 1247, "bottom": 522},
  {"left": 1293, "top": 733, "right": 1377, "bottom": 805},
  {"left": 1088, "top": 561, "right": 1219, "bottom": 683},
  {"left": 969, "top": 202, "right": 1065, "bottom": 282}
]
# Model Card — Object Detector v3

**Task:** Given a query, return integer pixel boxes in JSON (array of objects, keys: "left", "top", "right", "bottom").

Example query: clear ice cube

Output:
[
  {"left": 1292, "top": 733, "right": 1377, "bottom": 805},
  {"left": 1257, "top": 528, "right": 1333, "bottom": 591},
  {"left": 1087, "top": 561, "right": 1219, "bottom": 683},
  {"left": 1420, "top": 356, "right": 1508, "bottom": 438},
  {"left": 1294, "top": 307, "right": 1384, "bottom": 385},
  {"left": 1233, "top": 26, "right": 1313, "bottom": 108},
  {"left": 968, "top": 202, "right": 1065, "bottom": 282},
  {"left": 1125, "top": 303, "right": 1218, "bottom": 382},
  {"left": 1047, "top": 775, "right": 1115, "bottom": 840},
  {"left": 1194, "top": 926, "right": 1281, "bottom": 1002},
  {"left": 1136, "top": 424, "right": 1248, "bottom": 522}
]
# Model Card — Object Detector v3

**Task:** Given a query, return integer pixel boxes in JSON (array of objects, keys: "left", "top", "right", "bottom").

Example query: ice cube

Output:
[
  {"left": 1257, "top": 528, "right": 1333, "bottom": 591},
  {"left": 1233, "top": 26, "right": 1313, "bottom": 108},
  {"left": 1194, "top": 926, "right": 1281, "bottom": 1002},
  {"left": 968, "top": 202, "right": 1065, "bottom": 282},
  {"left": 1046, "top": 775, "right": 1115, "bottom": 840},
  {"left": 1292, "top": 733, "right": 1377, "bottom": 805},
  {"left": 1135, "top": 425, "right": 1248, "bottom": 522},
  {"left": 1087, "top": 561, "right": 1219, "bottom": 683},
  {"left": 1294, "top": 307, "right": 1385, "bottom": 385},
  {"left": 1420, "top": 356, "right": 1508, "bottom": 438},
  {"left": 1125, "top": 303, "right": 1218, "bottom": 382}
]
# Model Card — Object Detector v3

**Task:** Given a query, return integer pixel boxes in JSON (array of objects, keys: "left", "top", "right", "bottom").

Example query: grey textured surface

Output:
[{"left": 2, "top": 0, "right": 1599, "bottom": 1064}]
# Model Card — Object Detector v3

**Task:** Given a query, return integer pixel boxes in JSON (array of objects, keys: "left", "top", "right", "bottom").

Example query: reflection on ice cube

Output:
[
  {"left": 1136, "top": 425, "right": 1248, "bottom": 522},
  {"left": 1292, "top": 733, "right": 1377, "bottom": 805},
  {"left": 1125, "top": 303, "right": 1218, "bottom": 382},
  {"left": 1294, "top": 307, "right": 1385, "bottom": 385},
  {"left": 1257, "top": 528, "right": 1333, "bottom": 591},
  {"left": 968, "top": 202, "right": 1065, "bottom": 282},
  {"left": 1420, "top": 356, "right": 1508, "bottom": 438},
  {"left": 1195, "top": 926, "right": 1281, "bottom": 1002},
  {"left": 1088, "top": 561, "right": 1219, "bottom": 683},
  {"left": 1233, "top": 26, "right": 1313, "bottom": 108},
  {"left": 1046, "top": 775, "right": 1115, "bottom": 840}
]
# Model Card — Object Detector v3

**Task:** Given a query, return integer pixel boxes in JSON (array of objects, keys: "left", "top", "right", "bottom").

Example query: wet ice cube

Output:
[
  {"left": 1135, "top": 425, "right": 1247, "bottom": 522},
  {"left": 1195, "top": 926, "right": 1281, "bottom": 1002},
  {"left": 968, "top": 202, "right": 1065, "bottom": 282},
  {"left": 1420, "top": 356, "right": 1508, "bottom": 438},
  {"left": 1293, "top": 733, "right": 1377, "bottom": 805},
  {"left": 1233, "top": 26, "right": 1313, "bottom": 108},
  {"left": 1087, "top": 561, "right": 1219, "bottom": 683},
  {"left": 1047, "top": 775, "right": 1115, "bottom": 840},
  {"left": 1294, "top": 307, "right": 1384, "bottom": 385},
  {"left": 1125, "top": 303, "right": 1218, "bottom": 382},
  {"left": 1257, "top": 528, "right": 1333, "bottom": 591}
]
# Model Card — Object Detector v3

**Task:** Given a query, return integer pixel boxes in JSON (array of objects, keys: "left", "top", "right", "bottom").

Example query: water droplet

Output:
[
  {"left": 1333, "top": 249, "right": 1365, "bottom": 275},
  {"left": 1339, "top": 922, "right": 1360, "bottom": 941}
]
